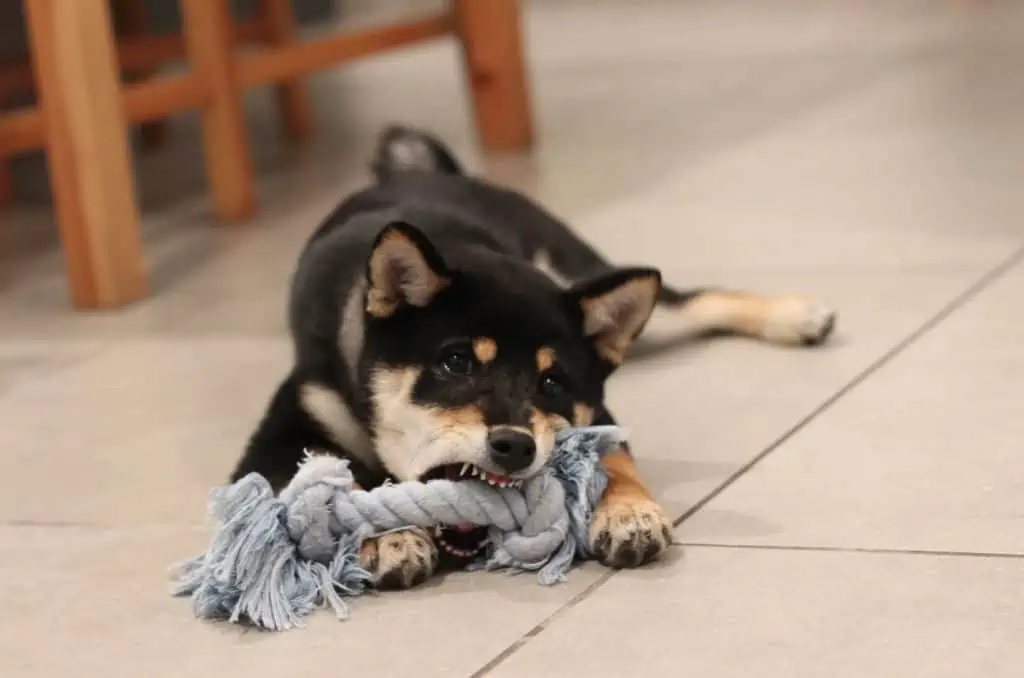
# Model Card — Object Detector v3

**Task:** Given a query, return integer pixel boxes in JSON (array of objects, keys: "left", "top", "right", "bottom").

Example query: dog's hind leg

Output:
[
  {"left": 646, "top": 286, "right": 837, "bottom": 346},
  {"left": 529, "top": 237, "right": 837, "bottom": 347}
]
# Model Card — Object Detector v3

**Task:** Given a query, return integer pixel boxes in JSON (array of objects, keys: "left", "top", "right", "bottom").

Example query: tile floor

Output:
[{"left": 2, "top": 0, "right": 1023, "bottom": 676}]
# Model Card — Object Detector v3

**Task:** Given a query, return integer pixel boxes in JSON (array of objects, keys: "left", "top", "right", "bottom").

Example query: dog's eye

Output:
[
  {"left": 538, "top": 372, "right": 568, "bottom": 397},
  {"left": 440, "top": 347, "right": 476, "bottom": 377}
]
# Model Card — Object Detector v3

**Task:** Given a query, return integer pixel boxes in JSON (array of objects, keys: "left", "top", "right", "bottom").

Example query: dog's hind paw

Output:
[
  {"left": 359, "top": 527, "right": 439, "bottom": 590},
  {"left": 762, "top": 297, "right": 837, "bottom": 346}
]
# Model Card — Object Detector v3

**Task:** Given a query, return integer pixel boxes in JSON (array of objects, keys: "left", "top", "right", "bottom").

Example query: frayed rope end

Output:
[{"left": 171, "top": 470, "right": 372, "bottom": 631}]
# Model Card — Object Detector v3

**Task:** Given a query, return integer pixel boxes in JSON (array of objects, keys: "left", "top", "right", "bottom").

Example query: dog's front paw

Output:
[
  {"left": 358, "top": 527, "right": 438, "bottom": 590},
  {"left": 588, "top": 496, "right": 673, "bottom": 568}
]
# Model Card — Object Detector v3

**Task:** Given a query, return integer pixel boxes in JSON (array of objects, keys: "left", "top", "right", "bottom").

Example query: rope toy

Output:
[{"left": 172, "top": 425, "right": 626, "bottom": 631}]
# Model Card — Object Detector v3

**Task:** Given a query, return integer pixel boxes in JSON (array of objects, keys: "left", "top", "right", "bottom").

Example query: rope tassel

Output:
[{"left": 172, "top": 426, "right": 626, "bottom": 631}]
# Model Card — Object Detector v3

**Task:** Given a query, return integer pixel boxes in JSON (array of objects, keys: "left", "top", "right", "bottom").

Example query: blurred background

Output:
[{"left": 1, "top": 0, "right": 1020, "bottom": 320}]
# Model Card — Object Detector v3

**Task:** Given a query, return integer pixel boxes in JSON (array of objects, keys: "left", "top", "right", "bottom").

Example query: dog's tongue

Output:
[{"left": 452, "top": 523, "right": 476, "bottom": 533}]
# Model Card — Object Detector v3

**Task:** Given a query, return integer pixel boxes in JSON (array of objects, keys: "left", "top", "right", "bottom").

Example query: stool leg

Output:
[
  {"left": 181, "top": 0, "right": 255, "bottom": 222},
  {"left": 451, "top": 0, "right": 534, "bottom": 151},
  {"left": 116, "top": 0, "right": 169, "bottom": 149},
  {"left": 24, "top": 0, "right": 148, "bottom": 309},
  {"left": 259, "top": 0, "right": 314, "bottom": 141}
]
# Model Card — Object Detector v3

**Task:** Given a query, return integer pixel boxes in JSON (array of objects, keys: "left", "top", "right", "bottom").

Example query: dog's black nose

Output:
[{"left": 487, "top": 429, "right": 536, "bottom": 474}]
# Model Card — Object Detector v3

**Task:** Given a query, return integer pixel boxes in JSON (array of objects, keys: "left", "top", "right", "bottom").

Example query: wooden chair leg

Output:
[
  {"left": 24, "top": 0, "right": 148, "bottom": 309},
  {"left": 259, "top": 0, "right": 314, "bottom": 141},
  {"left": 181, "top": 0, "right": 255, "bottom": 222},
  {"left": 452, "top": 0, "right": 534, "bottom": 151},
  {"left": 115, "top": 0, "right": 169, "bottom": 149}
]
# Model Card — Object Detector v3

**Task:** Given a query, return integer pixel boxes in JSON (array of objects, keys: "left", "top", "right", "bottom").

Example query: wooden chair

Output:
[{"left": 0, "top": 0, "right": 533, "bottom": 309}]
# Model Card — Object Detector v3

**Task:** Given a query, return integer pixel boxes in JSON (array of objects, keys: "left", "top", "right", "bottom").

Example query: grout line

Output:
[
  {"left": 469, "top": 244, "right": 1024, "bottom": 678},
  {"left": 4, "top": 520, "right": 104, "bottom": 529},
  {"left": 467, "top": 571, "right": 616, "bottom": 678},
  {"left": 678, "top": 542, "right": 1024, "bottom": 560}
]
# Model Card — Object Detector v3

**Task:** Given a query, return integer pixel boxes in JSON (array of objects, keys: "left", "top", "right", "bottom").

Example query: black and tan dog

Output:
[{"left": 231, "top": 126, "right": 836, "bottom": 589}]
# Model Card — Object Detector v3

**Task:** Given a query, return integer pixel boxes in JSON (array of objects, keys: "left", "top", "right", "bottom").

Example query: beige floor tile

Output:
[
  {"left": 608, "top": 268, "right": 995, "bottom": 522},
  {"left": 0, "top": 525, "right": 603, "bottom": 678},
  {"left": 0, "top": 339, "right": 291, "bottom": 526},
  {"left": 680, "top": 258, "right": 1024, "bottom": 554},
  {"left": 0, "top": 341, "right": 100, "bottom": 395},
  {"left": 485, "top": 546, "right": 1024, "bottom": 678}
]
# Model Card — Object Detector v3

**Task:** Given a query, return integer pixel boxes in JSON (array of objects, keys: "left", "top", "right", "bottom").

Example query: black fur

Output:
[
  {"left": 227, "top": 125, "right": 839, "bottom": 577},
  {"left": 232, "top": 126, "right": 682, "bottom": 491}
]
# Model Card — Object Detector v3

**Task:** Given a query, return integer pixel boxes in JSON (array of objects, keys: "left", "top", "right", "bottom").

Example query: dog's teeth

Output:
[{"left": 460, "top": 463, "right": 470, "bottom": 477}]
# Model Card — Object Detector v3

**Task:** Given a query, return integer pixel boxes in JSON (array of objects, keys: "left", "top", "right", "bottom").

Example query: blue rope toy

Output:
[{"left": 172, "top": 425, "right": 626, "bottom": 631}]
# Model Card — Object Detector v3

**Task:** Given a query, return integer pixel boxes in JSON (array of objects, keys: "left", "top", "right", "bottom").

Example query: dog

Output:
[{"left": 230, "top": 126, "right": 836, "bottom": 589}]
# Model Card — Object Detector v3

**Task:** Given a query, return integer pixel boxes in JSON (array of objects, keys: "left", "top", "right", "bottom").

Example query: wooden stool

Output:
[{"left": 0, "top": 0, "right": 534, "bottom": 310}]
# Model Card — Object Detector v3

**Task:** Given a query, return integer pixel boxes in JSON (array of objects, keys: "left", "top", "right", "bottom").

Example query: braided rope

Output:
[{"left": 172, "top": 426, "right": 625, "bottom": 631}]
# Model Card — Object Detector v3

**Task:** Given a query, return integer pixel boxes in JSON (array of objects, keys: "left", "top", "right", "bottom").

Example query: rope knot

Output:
[{"left": 279, "top": 453, "right": 355, "bottom": 563}]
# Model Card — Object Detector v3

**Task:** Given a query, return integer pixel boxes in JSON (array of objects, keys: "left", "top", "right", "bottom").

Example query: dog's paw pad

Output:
[
  {"left": 588, "top": 498, "right": 672, "bottom": 568},
  {"left": 358, "top": 527, "right": 438, "bottom": 590},
  {"left": 764, "top": 297, "right": 837, "bottom": 346}
]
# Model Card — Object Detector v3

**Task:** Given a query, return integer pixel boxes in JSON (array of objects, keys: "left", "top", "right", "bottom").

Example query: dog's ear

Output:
[
  {"left": 566, "top": 268, "right": 661, "bottom": 365},
  {"left": 366, "top": 222, "right": 451, "bottom": 317}
]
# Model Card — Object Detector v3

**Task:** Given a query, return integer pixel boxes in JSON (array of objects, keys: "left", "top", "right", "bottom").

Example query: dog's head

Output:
[{"left": 358, "top": 222, "right": 660, "bottom": 496}]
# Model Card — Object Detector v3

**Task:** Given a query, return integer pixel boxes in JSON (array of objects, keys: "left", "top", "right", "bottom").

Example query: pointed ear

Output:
[
  {"left": 366, "top": 222, "right": 451, "bottom": 317},
  {"left": 568, "top": 268, "right": 661, "bottom": 365}
]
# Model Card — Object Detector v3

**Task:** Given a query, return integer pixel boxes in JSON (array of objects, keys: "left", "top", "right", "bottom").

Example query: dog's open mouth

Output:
[{"left": 419, "top": 463, "right": 525, "bottom": 560}]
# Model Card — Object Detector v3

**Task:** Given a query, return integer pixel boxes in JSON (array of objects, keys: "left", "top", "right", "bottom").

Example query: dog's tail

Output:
[{"left": 371, "top": 125, "right": 464, "bottom": 181}]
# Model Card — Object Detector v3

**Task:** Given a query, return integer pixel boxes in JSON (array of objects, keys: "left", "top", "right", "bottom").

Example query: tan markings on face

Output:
[
  {"left": 370, "top": 366, "right": 490, "bottom": 480},
  {"left": 473, "top": 337, "right": 498, "bottom": 364},
  {"left": 366, "top": 230, "right": 449, "bottom": 318},
  {"left": 490, "top": 424, "right": 533, "bottom": 437},
  {"left": 572, "top": 403, "right": 595, "bottom": 427},
  {"left": 530, "top": 407, "right": 570, "bottom": 466},
  {"left": 536, "top": 346, "right": 556, "bottom": 373},
  {"left": 435, "top": 404, "right": 486, "bottom": 428}
]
